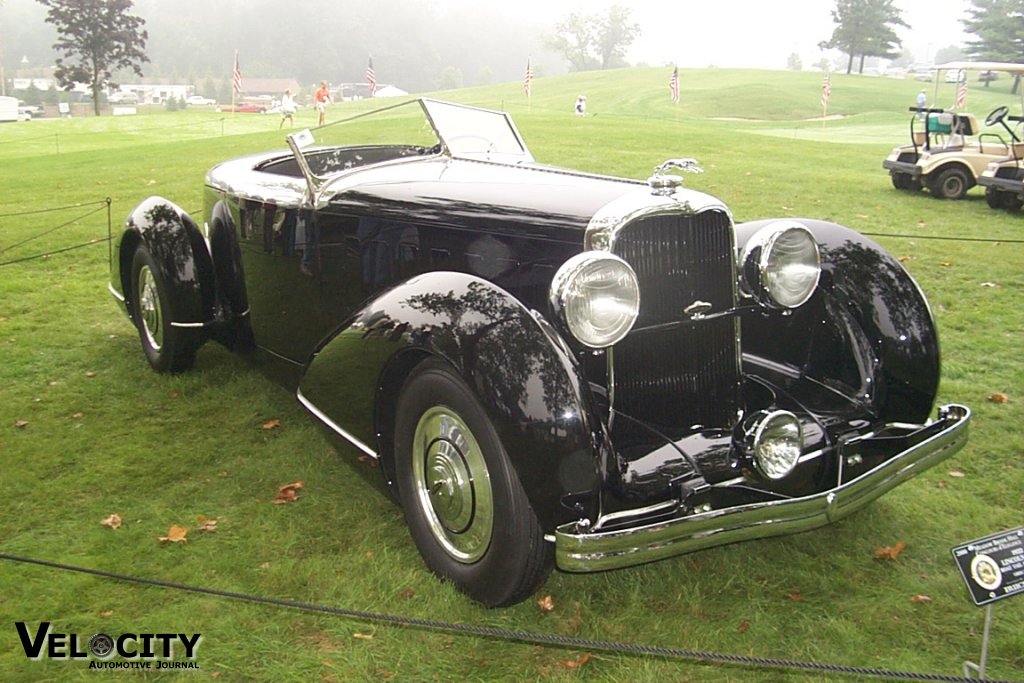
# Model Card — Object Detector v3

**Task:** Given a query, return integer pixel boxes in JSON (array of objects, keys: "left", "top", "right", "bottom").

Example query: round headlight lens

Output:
[
  {"left": 551, "top": 252, "right": 640, "bottom": 348},
  {"left": 742, "top": 223, "right": 821, "bottom": 309},
  {"left": 752, "top": 410, "right": 803, "bottom": 480}
]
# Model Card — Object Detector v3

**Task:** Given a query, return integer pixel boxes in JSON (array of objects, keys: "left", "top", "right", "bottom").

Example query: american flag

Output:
[
  {"left": 366, "top": 57, "right": 377, "bottom": 97},
  {"left": 821, "top": 73, "right": 831, "bottom": 109},
  {"left": 524, "top": 57, "right": 533, "bottom": 97},
  {"left": 669, "top": 66, "right": 679, "bottom": 104},
  {"left": 232, "top": 51, "right": 242, "bottom": 95},
  {"left": 955, "top": 77, "right": 968, "bottom": 109}
]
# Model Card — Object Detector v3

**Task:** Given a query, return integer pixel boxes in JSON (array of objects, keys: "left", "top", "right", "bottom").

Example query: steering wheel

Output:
[{"left": 986, "top": 106, "right": 1009, "bottom": 127}]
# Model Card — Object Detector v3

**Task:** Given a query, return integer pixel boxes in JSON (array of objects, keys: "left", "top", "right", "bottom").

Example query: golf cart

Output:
[
  {"left": 977, "top": 110, "right": 1024, "bottom": 211},
  {"left": 883, "top": 61, "right": 1024, "bottom": 199}
]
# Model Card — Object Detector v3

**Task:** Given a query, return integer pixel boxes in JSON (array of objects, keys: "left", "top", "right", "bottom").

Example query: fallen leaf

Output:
[
  {"left": 855, "top": 213, "right": 869, "bottom": 219},
  {"left": 84, "top": 371, "right": 97, "bottom": 378},
  {"left": 937, "top": 480, "right": 947, "bottom": 488},
  {"left": 980, "top": 282, "right": 1000, "bottom": 288},
  {"left": 258, "top": 562, "right": 271, "bottom": 569},
  {"left": 910, "top": 594, "right": 933, "bottom": 603},
  {"left": 557, "top": 653, "right": 591, "bottom": 669},
  {"left": 898, "top": 255, "right": 912, "bottom": 263},
  {"left": 352, "top": 632, "right": 374, "bottom": 640},
  {"left": 948, "top": 470, "right": 966, "bottom": 478},
  {"left": 262, "top": 418, "right": 281, "bottom": 430},
  {"left": 400, "top": 588, "right": 415, "bottom": 600},
  {"left": 146, "top": 179, "right": 157, "bottom": 186},
  {"left": 987, "top": 392, "right": 1009, "bottom": 404},
  {"left": 169, "top": 391, "right": 179, "bottom": 399},
  {"left": 738, "top": 618, "right": 750, "bottom": 633},
  {"left": 196, "top": 515, "right": 218, "bottom": 532},
  {"left": 159, "top": 525, "right": 188, "bottom": 543},
  {"left": 72, "top": 412, "right": 84, "bottom": 419},
  {"left": 15, "top": 419, "right": 29, "bottom": 428},
  {"left": 940, "top": 260, "right": 954, "bottom": 267},
  {"left": 271, "top": 481, "right": 303, "bottom": 504},
  {"left": 100, "top": 514, "right": 123, "bottom": 529},
  {"left": 787, "top": 587, "right": 803, "bottom": 601},
  {"left": 874, "top": 540, "right": 906, "bottom": 561},
  {"left": 536, "top": 595, "right": 555, "bottom": 613},
  {"left": 99, "top": 610, "right": 113, "bottom": 617}
]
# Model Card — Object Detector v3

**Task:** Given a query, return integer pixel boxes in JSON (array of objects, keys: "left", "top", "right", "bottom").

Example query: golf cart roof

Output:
[{"left": 935, "top": 61, "right": 1024, "bottom": 74}]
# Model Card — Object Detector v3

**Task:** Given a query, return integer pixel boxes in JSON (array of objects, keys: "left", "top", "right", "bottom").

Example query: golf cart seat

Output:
[{"left": 928, "top": 112, "right": 978, "bottom": 148}]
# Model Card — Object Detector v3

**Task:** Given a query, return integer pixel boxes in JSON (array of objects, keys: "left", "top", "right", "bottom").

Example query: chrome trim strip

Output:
[
  {"left": 296, "top": 388, "right": 379, "bottom": 459},
  {"left": 590, "top": 499, "right": 678, "bottom": 532},
  {"left": 107, "top": 282, "right": 125, "bottom": 302},
  {"left": 555, "top": 404, "right": 970, "bottom": 572},
  {"left": 169, "top": 321, "right": 206, "bottom": 328}
]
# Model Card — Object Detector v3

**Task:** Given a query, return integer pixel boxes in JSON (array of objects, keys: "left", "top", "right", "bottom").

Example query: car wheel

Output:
[
  {"left": 891, "top": 173, "right": 921, "bottom": 191},
  {"left": 394, "top": 358, "right": 552, "bottom": 607},
  {"left": 129, "top": 244, "right": 200, "bottom": 373},
  {"left": 929, "top": 166, "right": 971, "bottom": 199}
]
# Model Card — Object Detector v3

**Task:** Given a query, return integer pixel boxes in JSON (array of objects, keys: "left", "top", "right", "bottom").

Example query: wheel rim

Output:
[
  {"left": 942, "top": 174, "right": 965, "bottom": 198},
  {"left": 136, "top": 264, "right": 163, "bottom": 350},
  {"left": 412, "top": 406, "right": 493, "bottom": 563}
]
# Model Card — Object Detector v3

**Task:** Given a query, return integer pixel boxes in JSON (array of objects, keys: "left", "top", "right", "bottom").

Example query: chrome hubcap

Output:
[
  {"left": 136, "top": 265, "right": 163, "bottom": 351},
  {"left": 412, "top": 406, "right": 493, "bottom": 563}
]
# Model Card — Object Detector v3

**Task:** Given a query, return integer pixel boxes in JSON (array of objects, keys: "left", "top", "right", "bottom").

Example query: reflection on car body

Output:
[{"left": 110, "top": 98, "right": 970, "bottom": 606}]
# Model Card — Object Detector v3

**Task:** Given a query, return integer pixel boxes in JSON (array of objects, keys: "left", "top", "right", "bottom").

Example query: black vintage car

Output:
[{"left": 110, "top": 98, "right": 970, "bottom": 606}]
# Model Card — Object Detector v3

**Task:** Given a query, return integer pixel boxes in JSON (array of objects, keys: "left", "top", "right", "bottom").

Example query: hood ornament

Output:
[{"left": 648, "top": 158, "right": 703, "bottom": 196}]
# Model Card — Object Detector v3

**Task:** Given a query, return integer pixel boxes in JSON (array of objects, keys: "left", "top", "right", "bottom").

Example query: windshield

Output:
[
  {"left": 422, "top": 99, "right": 533, "bottom": 160},
  {"left": 286, "top": 98, "right": 534, "bottom": 185}
]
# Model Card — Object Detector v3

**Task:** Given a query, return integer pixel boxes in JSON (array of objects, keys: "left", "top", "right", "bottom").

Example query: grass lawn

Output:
[{"left": 0, "top": 68, "right": 1022, "bottom": 682}]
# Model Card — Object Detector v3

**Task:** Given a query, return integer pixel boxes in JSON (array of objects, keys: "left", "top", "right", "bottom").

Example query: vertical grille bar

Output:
[{"left": 611, "top": 209, "right": 740, "bottom": 431}]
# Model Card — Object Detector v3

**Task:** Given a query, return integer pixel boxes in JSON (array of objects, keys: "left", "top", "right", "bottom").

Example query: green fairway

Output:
[{"left": 1, "top": 67, "right": 1022, "bottom": 682}]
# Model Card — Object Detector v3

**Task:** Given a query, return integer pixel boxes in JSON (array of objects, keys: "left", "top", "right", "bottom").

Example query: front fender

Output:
[
  {"left": 736, "top": 219, "right": 939, "bottom": 423},
  {"left": 113, "top": 196, "right": 215, "bottom": 329},
  {"left": 297, "top": 272, "right": 605, "bottom": 529}
]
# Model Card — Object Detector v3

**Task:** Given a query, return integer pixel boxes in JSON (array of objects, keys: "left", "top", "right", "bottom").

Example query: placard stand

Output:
[{"left": 961, "top": 604, "right": 993, "bottom": 680}]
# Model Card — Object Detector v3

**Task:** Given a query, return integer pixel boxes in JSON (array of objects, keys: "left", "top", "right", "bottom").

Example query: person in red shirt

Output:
[{"left": 313, "top": 80, "right": 332, "bottom": 126}]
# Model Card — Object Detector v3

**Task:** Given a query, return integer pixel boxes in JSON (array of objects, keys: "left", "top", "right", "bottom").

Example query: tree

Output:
[
  {"left": 963, "top": 0, "right": 1024, "bottom": 93},
  {"left": 36, "top": 0, "right": 149, "bottom": 116},
  {"left": 819, "top": 0, "right": 908, "bottom": 74},
  {"left": 787, "top": 53, "right": 804, "bottom": 71},
  {"left": 545, "top": 5, "right": 640, "bottom": 71}
]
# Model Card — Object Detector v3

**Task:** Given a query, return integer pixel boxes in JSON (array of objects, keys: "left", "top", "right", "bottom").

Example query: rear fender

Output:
[
  {"left": 297, "top": 272, "right": 606, "bottom": 529},
  {"left": 736, "top": 219, "right": 939, "bottom": 423},
  {"left": 115, "top": 196, "right": 215, "bottom": 330}
]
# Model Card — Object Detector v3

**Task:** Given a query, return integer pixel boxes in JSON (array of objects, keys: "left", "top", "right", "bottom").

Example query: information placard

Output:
[{"left": 951, "top": 527, "right": 1024, "bottom": 607}]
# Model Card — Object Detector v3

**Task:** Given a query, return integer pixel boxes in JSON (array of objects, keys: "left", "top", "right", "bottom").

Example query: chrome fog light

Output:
[
  {"left": 740, "top": 222, "right": 821, "bottom": 309},
  {"left": 550, "top": 252, "right": 640, "bottom": 348},
  {"left": 750, "top": 410, "right": 803, "bottom": 479}
]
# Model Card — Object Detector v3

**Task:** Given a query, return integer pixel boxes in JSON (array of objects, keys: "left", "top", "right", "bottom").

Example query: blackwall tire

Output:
[
  {"left": 128, "top": 244, "right": 200, "bottom": 373},
  {"left": 394, "top": 358, "right": 552, "bottom": 607},
  {"left": 929, "top": 167, "right": 971, "bottom": 200}
]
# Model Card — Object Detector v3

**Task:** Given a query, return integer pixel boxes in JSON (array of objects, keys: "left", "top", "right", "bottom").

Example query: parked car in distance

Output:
[
  {"left": 216, "top": 102, "right": 266, "bottom": 113},
  {"left": 110, "top": 98, "right": 970, "bottom": 606},
  {"left": 107, "top": 91, "right": 139, "bottom": 105},
  {"left": 186, "top": 95, "right": 216, "bottom": 106}
]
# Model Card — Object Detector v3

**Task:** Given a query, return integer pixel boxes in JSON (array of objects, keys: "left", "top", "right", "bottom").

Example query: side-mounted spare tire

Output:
[{"left": 128, "top": 243, "right": 204, "bottom": 373}]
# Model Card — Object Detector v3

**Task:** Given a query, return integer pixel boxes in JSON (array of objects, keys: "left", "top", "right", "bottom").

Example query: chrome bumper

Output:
[{"left": 555, "top": 404, "right": 970, "bottom": 572}]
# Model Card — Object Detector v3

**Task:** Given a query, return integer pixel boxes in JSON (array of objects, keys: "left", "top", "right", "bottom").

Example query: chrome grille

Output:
[{"left": 610, "top": 209, "right": 740, "bottom": 430}]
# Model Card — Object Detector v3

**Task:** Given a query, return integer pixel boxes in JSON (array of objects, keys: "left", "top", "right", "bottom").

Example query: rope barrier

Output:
[{"left": 1, "top": 552, "right": 1013, "bottom": 683}]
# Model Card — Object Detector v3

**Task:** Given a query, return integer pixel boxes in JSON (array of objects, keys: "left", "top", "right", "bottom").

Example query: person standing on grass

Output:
[
  {"left": 279, "top": 88, "right": 297, "bottom": 129},
  {"left": 314, "top": 80, "right": 332, "bottom": 126}
]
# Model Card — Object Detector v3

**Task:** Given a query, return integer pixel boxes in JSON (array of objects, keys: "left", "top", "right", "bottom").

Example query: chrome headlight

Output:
[
  {"left": 740, "top": 222, "right": 821, "bottom": 309},
  {"left": 550, "top": 252, "right": 640, "bottom": 348},
  {"left": 747, "top": 410, "right": 803, "bottom": 480}
]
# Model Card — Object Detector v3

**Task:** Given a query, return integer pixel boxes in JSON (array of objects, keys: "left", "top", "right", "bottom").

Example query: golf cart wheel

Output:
[
  {"left": 891, "top": 173, "right": 921, "bottom": 191},
  {"left": 929, "top": 166, "right": 972, "bottom": 200},
  {"left": 987, "top": 186, "right": 1024, "bottom": 211}
]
